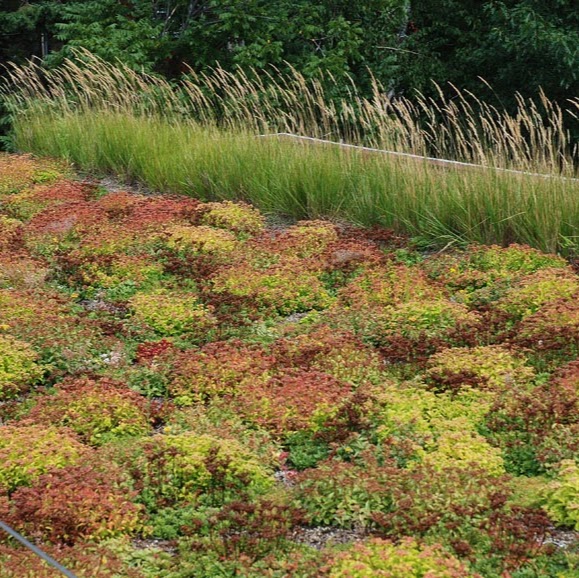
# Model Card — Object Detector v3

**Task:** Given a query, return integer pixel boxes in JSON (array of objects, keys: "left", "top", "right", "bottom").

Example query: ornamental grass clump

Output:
[
  {"left": 7, "top": 53, "right": 579, "bottom": 254},
  {"left": 329, "top": 537, "right": 481, "bottom": 578},
  {"left": 0, "top": 335, "right": 44, "bottom": 400}
]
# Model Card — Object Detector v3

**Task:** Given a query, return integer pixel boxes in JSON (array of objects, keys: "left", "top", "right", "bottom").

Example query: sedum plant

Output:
[
  {"left": 0, "top": 334, "right": 44, "bottom": 400},
  {"left": 211, "top": 259, "right": 335, "bottom": 316},
  {"left": 110, "top": 432, "right": 273, "bottom": 510},
  {"left": 338, "top": 264, "right": 443, "bottom": 309},
  {"left": 426, "top": 345, "right": 535, "bottom": 394},
  {"left": 200, "top": 200, "right": 265, "bottom": 235},
  {"left": 128, "top": 289, "right": 216, "bottom": 340},
  {"left": 424, "top": 244, "right": 568, "bottom": 292},
  {"left": 234, "top": 369, "right": 354, "bottom": 436},
  {"left": 544, "top": 460, "right": 579, "bottom": 530},
  {"left": 2, "top": 181, "right": 93, "bottom": 221},
  {"left": 491, "top": 268, "right": 579, "bottom": 323},
  {"left": 0, "top": 425, "right": 87, "bottom": 492},
  {"left": 0, "top": 542, "right": 145, "bottom": 578},
  {"left": 0, "top": 288, "right": 120, "bottom": 376},
  {"left": 329, "top": 537, "right": 481, "bottom": 578},
  {"left": 375, "top": 384, "right": 500, "bottom": 473},
  {"left": 420, "top": 421, "right": 505, "bottom": 477},
  {"left": 164, "top": 224, "right": 238, "bottom": 258},
  {"left": 167, "top": 340, "right": 275, "bottom": 405},
  {"left": 0, "top": 462, "right": 144, "bottom": 544},
  {"left": 275, "top": 220, "right": 339, "bottom": 259},
  {"left": 484, "top": 362, "right": 579, "bottom": 476},
  {"left": 0, "top": 255, "right": 48, "bottom": 290},
  {"left": 0, "top": 154, "right": 69, "bottom": 196},
  {"left": 0, "top": 216, "right": 22, "bottom": 251},
  {"left": 512, "top": 296, "right": 579, "bottom": 370},
  {"left": 354, "top": 299, "right": 482, "bottom": 363},
  {"left": 67, "top": 252, "right": 164, "bottom": 300},
  {"left": 23, "top": 377, "right": 152, "bottom": 446}
]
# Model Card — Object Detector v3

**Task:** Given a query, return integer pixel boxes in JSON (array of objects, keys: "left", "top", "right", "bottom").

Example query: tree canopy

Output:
[{"left": 0, "top": 1, "right": 577, "bottom": 106}]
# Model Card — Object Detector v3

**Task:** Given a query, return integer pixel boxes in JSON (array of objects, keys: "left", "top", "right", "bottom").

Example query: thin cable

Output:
[
  {"left": 256, "top": 132, "right": 579, "bottom": 182},
  {"left": 0, "top": 520, "right": 79, "bottom": 578}
]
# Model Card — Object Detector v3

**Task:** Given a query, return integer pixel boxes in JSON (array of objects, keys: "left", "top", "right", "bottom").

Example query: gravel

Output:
[
  {"left": 292, "top": 526, "right": 366, "bottom": 550},
  {"left": 545, "top": 528, "right": 579, "bottom": 549}
]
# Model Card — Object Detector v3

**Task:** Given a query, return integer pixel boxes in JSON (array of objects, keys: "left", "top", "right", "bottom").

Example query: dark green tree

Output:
[
  {"left": 399, "top": 0, "right": 578, "bottom": 106},
  {"left": 48, "top": 0, "right": 409, "bottom": 87}
]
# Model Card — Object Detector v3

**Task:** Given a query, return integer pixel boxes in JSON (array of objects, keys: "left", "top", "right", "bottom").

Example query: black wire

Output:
[{"left": 0, "top": 520, "right": 79, "bottom": 578}]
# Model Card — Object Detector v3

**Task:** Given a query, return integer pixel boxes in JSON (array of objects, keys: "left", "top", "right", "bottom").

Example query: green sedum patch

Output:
[
  {"left": 544, "top": 460, "right": 579, "bottom": 531},
  {"left": 129, "top": 289, "right": 216, "bottom": 340},
  {"left": 420, "top": 421, "right": 505, "bottom": 476},
  {"left": 23, "top": 377, "right": 152, "bottom": 446},
  {"left": 330, "top": 537, "right": 481, "bottom": 578},
  {"left": 0, "top": 425, "right": 87, "bottom": 492},
  {"left": 0, "top": 335, "right": 44, "bottom": 400},
  {"left": 164, "top": 224, "right": 239, "bottom": 257},
  {"left": 114, "top": 432, "right": 274, "bottom": 511},
  {"left": 492, "top": 268, "right": 579, "bottom": 322},
  {"left": 426, "top": 345, "right": 535, "bottom": 393},
  {"left": 200, "top": 200, "right": 265, "bottom": 235},
  {"left": 212, "top": 259, "right": 335, "bottom": 316},
  {"left": 425, "top": 244, "right": 568, "bottom": 292}
]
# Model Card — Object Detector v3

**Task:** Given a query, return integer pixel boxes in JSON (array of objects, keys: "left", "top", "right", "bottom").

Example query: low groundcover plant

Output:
[{"left": 0, "top": 153, "right": 576, "bottom": 577}]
